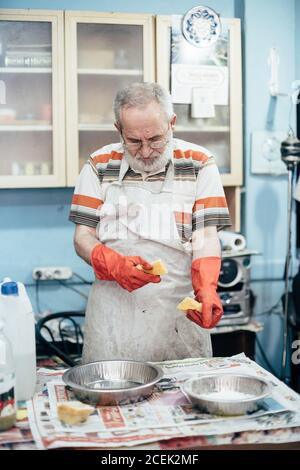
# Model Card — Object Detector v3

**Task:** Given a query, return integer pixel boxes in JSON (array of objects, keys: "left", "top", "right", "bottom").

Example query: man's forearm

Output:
[
  {"left": 192, "top": 226, "right": 221, "bottom": 260},
  {"left": 74, "top": 229, "right": 99, "bottom": 265}
]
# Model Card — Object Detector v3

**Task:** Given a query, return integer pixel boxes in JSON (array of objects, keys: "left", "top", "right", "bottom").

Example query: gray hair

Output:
[{"left": 114, "top": 82, "right": 174, "bottom": 126}]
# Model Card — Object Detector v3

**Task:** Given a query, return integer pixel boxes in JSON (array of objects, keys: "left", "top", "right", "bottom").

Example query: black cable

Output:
[
  {"left": 72, "top": 272, "right": 92, "bottom": 284},
  {"left": 255, "top": 293, "right": 295, "bottom": 381},
  {"left": 56, "top": 280, "right": 89, "bottom": 300},
  {"left": 255, "top": 335, "right": 279, "bottom": 378},
  {"left": 254, "top": 296, "right": 283, "bottom": 378}
]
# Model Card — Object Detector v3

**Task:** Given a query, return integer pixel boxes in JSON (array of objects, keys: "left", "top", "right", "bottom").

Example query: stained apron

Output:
[{"left": 82, "top": 162, "right": 212, "bottom": 363}]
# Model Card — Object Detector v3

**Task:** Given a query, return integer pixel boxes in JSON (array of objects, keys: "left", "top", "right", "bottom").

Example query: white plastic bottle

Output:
[
  {"left": 0, "top": 319, "right": 16, "bottom": 431},
  {"left": 0, "top": 278, "right": 36, "bottom": 401}
]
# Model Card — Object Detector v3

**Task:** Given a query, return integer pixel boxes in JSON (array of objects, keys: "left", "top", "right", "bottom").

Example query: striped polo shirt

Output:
[{"left": 69, "top": 138, "right": 231, "bottom": 241}]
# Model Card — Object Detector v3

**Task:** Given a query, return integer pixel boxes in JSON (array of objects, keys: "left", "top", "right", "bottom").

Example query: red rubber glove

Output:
[
  {"left": 186, "top": 257, "right": 223, "bottom": 329},
  {"left": 90, "top": 243, "right": 161, "bottom": 292}
]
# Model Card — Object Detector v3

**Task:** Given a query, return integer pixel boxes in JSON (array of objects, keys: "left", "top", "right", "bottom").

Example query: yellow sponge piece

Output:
[
  {"left": 57, "top": 401, "right": 94, "bottom": 426},
  {"left": 137, "top": 259, "right": 168, "bottom": 276},
  {"left": 177, "top": 297, "right": 202, "bottom": 312}
]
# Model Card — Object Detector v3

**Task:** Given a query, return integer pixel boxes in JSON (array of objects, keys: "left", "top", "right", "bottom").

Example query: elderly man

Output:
[{"left": 69, "top": 82, "right": 231, "bottom": 363}]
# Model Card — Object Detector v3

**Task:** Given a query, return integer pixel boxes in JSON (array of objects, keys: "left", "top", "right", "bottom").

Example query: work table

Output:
[{"left": 1, "top": 354, "right": 300, "bottom": 451}]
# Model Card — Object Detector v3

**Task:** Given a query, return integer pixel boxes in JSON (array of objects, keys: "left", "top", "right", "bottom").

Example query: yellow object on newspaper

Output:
[{"left": 57, "top": 401, "right": 94, "bottom": 426}]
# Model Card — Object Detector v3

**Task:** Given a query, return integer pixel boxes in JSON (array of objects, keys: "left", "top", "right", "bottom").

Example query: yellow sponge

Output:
[
  {"left": 136, "top": 259, "right": 168, "bottom": 276},
  {"left": 57, "top": 401, "right": 94, "bottom": 425},
  {"left": 177, "top": 297, "right": 202, "bottom": 312}
]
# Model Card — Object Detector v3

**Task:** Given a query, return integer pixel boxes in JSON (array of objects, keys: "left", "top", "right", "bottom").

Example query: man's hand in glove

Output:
[
  {"left": 91, "top": 243, "right": 161, "bottom": 292},
  {"left": 186, "top": 257, "right": 223, "bottom": 329}
]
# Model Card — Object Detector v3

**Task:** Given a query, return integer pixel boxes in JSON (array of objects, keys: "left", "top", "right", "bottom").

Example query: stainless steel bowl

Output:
[
  {"left": 62, "top": 360, "right": 164, "bottom": 406},
  {"left": 182, "top": 373, "right": 270, "bottom": 416}
]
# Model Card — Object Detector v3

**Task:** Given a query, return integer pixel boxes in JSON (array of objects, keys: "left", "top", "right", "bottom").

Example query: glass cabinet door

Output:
[
  {"left": 0, "top": 10, "right": 65, "bottom": 188},
  {"left": 65, "top": 12, "right": 155, "bottom": 186},
  {"left": 156, "top": 16, "right": 242, "bottom": 186}
]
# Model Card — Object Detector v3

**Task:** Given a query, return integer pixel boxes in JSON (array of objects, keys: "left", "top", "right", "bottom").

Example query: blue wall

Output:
[
  {"left": 296, "top": 0, "right": 300, "bottom": 80},
  {"left": 0, "top": 0, "right": 299, "bottom": 376},
  {"left": 243, "top": 0, "right": 297, "bottom": 377},
  {"left": 244, "top": 0, "right": 295, "bottom": 280}
]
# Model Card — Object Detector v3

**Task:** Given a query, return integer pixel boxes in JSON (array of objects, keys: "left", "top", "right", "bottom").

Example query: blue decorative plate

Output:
[{"left": 182, "top": 6, "right": 221, "bottom": 48}]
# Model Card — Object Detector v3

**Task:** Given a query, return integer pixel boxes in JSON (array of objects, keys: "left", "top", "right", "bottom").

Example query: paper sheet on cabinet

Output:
[{"left": 171, "top": 64, "right": 228, "bottom": 105}]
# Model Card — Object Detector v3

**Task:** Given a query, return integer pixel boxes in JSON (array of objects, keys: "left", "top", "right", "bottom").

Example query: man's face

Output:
[{"left": 117, "top": 101, "right": 175, "bottom": 173}]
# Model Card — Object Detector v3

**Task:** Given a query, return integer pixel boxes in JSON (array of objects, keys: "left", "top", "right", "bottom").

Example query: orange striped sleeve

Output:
[
  {"left": 174, "top": 149, "right": 209, "bottom": 163},
  {"left": 193, "top": 197, "right": 228, "bottom": 211},
  {"left": 92, "top": 152, "right": 123, "bottom": 165},
  {"left": 72, "top": 194, "right": 103, "bottom": 209}
]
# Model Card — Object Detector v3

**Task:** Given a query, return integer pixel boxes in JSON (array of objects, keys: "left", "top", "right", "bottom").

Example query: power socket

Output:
[{"left": 33, "top": 267, "right": 73, "bottom": 281}]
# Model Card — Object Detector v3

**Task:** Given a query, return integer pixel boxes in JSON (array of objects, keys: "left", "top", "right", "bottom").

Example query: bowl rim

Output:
[
  {"left": 181, "top": 373, "right": 270, "bottom": 403},
  {"left": 62, "top": 359, "right": 164, "bottom": 394}
]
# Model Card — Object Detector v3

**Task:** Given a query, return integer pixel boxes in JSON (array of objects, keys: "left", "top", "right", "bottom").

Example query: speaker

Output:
[{"left": 217, "top": 255, "right": 252, "bottom": 326}]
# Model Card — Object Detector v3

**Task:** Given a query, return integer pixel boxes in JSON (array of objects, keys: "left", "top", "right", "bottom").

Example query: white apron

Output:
[{"left": 82, "top": 161, "right": 212, "bottom": 363}]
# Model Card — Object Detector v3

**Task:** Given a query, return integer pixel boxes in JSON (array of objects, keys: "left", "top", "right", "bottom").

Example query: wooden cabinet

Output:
[
  {"left": 0, "top": 9, "right": 65, "bottom": 187},
  {"left": 0, "top": 10, "right": 243, "bottom": 230}
]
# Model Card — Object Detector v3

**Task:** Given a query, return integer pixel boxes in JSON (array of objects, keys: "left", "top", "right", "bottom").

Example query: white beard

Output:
[{"left": 124, "top": 140, "right": 173, "bottom": 174}]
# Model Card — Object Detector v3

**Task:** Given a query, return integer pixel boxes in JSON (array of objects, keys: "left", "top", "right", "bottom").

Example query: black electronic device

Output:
[{"left": 217, "top": 255, "right": 252, "bottom": 326}]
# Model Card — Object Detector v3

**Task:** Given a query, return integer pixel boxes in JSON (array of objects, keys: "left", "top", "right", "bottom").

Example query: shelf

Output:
[
  {"left": 77, "top": 68, "right": 143, "bottom": 76},
  {"left": 0, "top": 124, "right": 52, "bottom": 131},
  {"left": 175, "top": 126, "right": 230, "bottom": 133},
  {"left": 0, "top": 67, "right": 52, "bottom": 74},
  {"left": 78, "top": 123, "right": 115, "bottom": 131}
]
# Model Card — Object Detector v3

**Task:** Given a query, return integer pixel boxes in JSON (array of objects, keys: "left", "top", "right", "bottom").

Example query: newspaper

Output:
[
  {"left": 26, "top": 354, "right": 300, "bottom": 449},
  {"left": 0, "top": 405, "right": 34, "bottom": 447}
]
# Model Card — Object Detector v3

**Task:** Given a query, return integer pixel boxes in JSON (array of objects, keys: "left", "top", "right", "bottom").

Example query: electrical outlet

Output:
[{"left": 32, "top": 267, "right": 73, "bottom": 281}]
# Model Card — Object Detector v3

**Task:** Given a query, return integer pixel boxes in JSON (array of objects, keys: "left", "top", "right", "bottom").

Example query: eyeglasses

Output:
[{"left": 122, "top": 126, "right": 170, "bottom": 152}]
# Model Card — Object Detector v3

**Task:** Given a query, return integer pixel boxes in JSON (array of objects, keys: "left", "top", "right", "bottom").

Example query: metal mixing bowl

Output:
[
  {"left": 182, "top": 373, "right": 270, "bottom": 416},
  {"left": 62, "top": 360, "right": 164, "bottom": 406}
]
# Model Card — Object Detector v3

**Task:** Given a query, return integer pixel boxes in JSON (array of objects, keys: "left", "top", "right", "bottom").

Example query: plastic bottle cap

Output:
[{"left": 1, "top": 281, "right": 18, "bottom": 296}]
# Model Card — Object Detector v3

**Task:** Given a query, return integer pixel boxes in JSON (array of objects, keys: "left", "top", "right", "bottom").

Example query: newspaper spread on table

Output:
[{"left": 25, "top": 354, "right": 300, "bottom": 449}]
